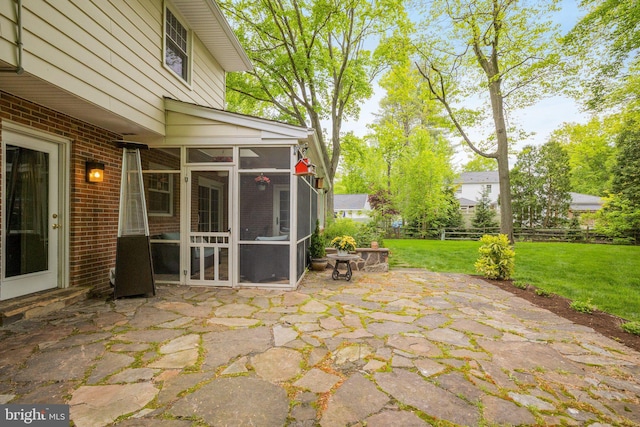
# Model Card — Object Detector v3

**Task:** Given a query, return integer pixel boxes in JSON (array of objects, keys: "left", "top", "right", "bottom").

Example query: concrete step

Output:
[{"left": 0, "top": 287, "right": 91, "bottom": 326}]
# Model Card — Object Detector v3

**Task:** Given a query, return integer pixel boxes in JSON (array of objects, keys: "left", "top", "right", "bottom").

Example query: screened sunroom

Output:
[{"left": 136, "top": 99, "right": 327, "bottom": 290}]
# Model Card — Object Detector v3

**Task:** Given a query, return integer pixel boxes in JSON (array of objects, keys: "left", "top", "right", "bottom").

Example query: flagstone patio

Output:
[{"left": 1, "top": 269, "right": 639, "bottom": 426}]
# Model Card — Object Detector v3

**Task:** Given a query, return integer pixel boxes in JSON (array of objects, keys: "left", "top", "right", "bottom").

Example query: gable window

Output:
[{"left": 165, "top": 7, "right": 190, "bottom": 82}]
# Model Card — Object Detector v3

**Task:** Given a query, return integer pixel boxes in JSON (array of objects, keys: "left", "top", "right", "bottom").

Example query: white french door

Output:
[
  {"left": 185, "top": 167, "right": 232, "bottom": 286},
  {"left": 2, "top": 130, "right": 60, "bottom": 300},
  {"left": 273, "top": 185, "right": 290, "bottom": 236}
]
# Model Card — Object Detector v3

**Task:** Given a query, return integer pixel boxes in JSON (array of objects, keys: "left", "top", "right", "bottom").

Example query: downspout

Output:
[{"left": 0, "top": 0, "right": 24, "bottom": 74}]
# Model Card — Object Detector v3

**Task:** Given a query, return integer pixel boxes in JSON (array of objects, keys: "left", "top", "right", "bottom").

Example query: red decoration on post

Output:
[{"left": 294, "top": 158, "right": 316, "bottom": 176}]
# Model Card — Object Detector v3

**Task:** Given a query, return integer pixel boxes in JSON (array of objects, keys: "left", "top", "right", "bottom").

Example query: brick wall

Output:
[{"left": 1, "top": 91, "right": 123, "bottom": 295}]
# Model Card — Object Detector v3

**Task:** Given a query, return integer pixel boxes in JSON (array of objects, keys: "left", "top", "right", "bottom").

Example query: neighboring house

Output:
[
  {"left": 334, "top": 194, "right": 371, "bottom": 222},
  {"left": 457, "top": 198, "right": 478, "bottom": 215},
  {"left": 454, "top": 170, "right": 603, "bottom": 226},
  {"left": 0, "top": 0, "right": 327, "bottom": 306},
  {"left": 455, "top": 171, "right": 500, "bottom": 212},
  {"left": 569, "top": 192, "right": 604, "bottom": 225}
]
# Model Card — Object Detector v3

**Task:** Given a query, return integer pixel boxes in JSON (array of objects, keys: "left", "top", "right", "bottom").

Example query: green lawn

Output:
[{"left": 386, "top": 239, "right": 640, "bottom": 322}]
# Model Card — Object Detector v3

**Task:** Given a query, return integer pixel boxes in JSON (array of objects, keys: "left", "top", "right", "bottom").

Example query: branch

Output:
[{"left": 416, "top": 61, "right": 497, "bottom": 159}]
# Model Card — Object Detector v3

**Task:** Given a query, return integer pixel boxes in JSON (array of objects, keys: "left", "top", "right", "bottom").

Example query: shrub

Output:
[
  {"left": 324, "top": 218, "right": 384, "bottom": 248},
  {"left": 535, "top": 288, "right": 552, "bottom": 297},
  {"left": 513, "top": 281, "right": 528, "bottom": 290},
  {"left": 474, "top": 234, "right": 515, "bottom": 280},
  {"left": 324, "top": 218, "right": 359, "bottom": 242},
  {"left": 570, "top": 299, "right": 597, "bottom": 314},
  {"left": 309, "top": 220, "right": 326, "bottom": 259},
  {"left": 354, "top": 221, "right": 385, "bottom": 248},
  {"left": 621, "top": 321, "right": 640, "bottom": 336}
]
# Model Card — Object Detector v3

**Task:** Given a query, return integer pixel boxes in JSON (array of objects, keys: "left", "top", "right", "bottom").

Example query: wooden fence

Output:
[{"left": 397, "top": 226, "right": 624, "bottom": 244}]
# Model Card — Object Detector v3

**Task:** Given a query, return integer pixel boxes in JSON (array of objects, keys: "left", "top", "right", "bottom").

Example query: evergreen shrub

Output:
[
  {"left": 474, "top": 234, "right": 515, "bottom": 280},
  {"left": 309, "top": 220, "right": 326, "bottom": 259}
]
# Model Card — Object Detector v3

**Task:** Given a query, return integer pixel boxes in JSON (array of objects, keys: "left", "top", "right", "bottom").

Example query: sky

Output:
[{"left": 338, "top": 0, "right": 589, "bottom": 167}]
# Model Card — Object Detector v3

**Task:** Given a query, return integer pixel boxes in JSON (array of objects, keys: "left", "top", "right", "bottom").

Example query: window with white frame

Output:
[
  {"left": 485, "top": 184, "right": 492, "bottom": 193},
  {"left": 165, "top": 7, "right": 190, "bottom": 82},
  {"left": 147, "top": 163, "right": 174, "bottom": 216}
]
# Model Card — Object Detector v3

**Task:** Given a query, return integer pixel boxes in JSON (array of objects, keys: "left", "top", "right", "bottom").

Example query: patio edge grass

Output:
[{"left": 385, "top": 239, "right": 640, "bottom": 322}]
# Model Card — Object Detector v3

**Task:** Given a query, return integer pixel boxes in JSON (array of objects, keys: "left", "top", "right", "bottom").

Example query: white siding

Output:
[
  {"left": 0, "top": 0, "right": 226, "bottom": 135},
  {"left": 166, "top": 111, "right": 261, "bottom": 141},
  {"left": 459, "top": 183, "right": 499, "bottom": 204}
]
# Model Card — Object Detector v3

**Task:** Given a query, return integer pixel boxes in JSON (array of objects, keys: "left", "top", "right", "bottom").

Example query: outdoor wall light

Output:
[{"left": 86, "top": 161, "right": 105, "bottom": 183}]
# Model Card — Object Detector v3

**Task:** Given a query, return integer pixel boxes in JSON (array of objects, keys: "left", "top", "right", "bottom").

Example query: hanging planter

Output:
[{"left": 255, "top": 173, "right": 270, "bottom": 191}]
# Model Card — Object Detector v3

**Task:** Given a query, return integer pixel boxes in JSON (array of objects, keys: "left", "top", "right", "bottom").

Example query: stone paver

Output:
[
  {"left": 273, "top": 324, "right": 298, "bottom": 345},
  {"left": 69, "top": 383, "right": 158, "bottom": 427},
  {"left": 321, "top": 373, "right": 389, "bottom": 426},
  {"left": 375, "top": 368, "right": 481, "bottom": 426},
  {"left": 169, "top": 377, "right": 289, "bottom": 426},
  {"left": 1, "top": 270, "right": 639, "bottom": 426},
  {"left": 294, "top": 368, "right": 341, "bottom": 393},
  {"left": 251, "top": 347, "right": 303, "bottom": 382}
]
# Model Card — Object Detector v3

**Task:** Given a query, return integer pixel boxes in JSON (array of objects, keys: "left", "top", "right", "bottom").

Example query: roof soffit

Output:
[{"left": 170, "top": 0, "right": 252, "bottom": 72}]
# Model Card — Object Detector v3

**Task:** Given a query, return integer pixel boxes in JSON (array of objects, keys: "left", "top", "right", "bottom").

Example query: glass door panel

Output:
[
  {"left": 2, "top": 135, "right": 59, "bottom": 300},
  {"left": 5, "top": 145, "right": 49, "bottom": 276}
]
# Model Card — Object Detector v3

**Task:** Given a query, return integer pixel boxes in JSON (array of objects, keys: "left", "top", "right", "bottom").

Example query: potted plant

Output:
[
  {"left": 330, "top": 235, "right": 357, "bottom": 256},
  {"left": 309, "top": 220, "right": 328, "bottom": 271},
  {"left": 255, "top": 173, "right": 270, "bottom": 191}
]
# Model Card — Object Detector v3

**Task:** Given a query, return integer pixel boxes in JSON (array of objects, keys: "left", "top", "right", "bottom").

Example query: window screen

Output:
[{"left": 165, "top": 8, "right": 189, "bottom": 81}]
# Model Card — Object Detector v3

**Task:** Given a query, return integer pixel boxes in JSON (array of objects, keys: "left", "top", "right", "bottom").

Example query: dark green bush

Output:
[{"left": 309, "top": 220, "right": 326, "bottom": 259}]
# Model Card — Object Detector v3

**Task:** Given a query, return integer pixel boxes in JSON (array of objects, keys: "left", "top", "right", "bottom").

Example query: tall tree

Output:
[
  {"left": 510, "top": 142, "right": 571, "bottom": 228},
  {"left": 364, "top": 59, "right": 455, "bottom": 233},
  {"left": 610, "top": 117, "right": 640, "bottom": 211},
  {"left": 220, "top": 0, "right": 407, "bottom": 218},
  {"left": 564, "top": 0, "right": 640, "bottom": 111},
  {"left": 549, "top": 117, "right": 618, "bottom": 196},
  {"left": 538, "top": 141, "right": 571, "bottom": 227},
  {"left": 393, "top": 128, "right": 457, "bottom": 235},
  {"left": 413, "top": 0, "right": 564, "bottom": 242},
  {"left": 335, "top": 133, "right": 381, "bottom": 194},
  {"left": 462, "top": 154, "right": 498, "bottom": 172},
  {"left": 596, "top": 117, "right": 640, "bottom": 241},
  {"left": 511, "top": 146, "right": 543, "bottom": 228},
  {"left": 471, "top": 186, "right": 499, "bottom": 229},
  {"left": 369, "top": 60, "right": 447, "bottom": 191}
]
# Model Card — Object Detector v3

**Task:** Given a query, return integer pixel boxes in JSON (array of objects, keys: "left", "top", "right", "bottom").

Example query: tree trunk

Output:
[
  {"left": 325, "top": 188, "right": 334, "bottom": 225},
  {"left": 488, "top": 80, "right": 515, "bottom": 243},
  {"left": 308, "top": 110, "right": 338, "bottom": 226}
]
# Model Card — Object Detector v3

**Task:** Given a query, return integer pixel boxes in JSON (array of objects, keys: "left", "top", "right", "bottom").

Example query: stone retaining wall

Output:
[{"left": 326, "top": 248, "right": 389, "bottom": 272}]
